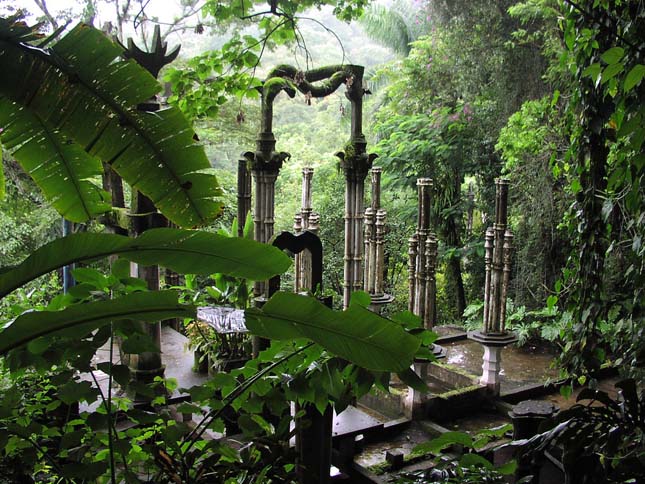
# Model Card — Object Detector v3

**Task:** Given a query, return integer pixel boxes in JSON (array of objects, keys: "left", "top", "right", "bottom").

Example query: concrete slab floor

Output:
[{"left": 80, "top": 325, "right": 208, "bottom": 412}]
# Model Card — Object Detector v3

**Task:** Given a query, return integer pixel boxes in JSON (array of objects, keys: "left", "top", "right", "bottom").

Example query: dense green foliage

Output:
[{"left": 1, "top": 0, "right": 645, "bottom": 481}]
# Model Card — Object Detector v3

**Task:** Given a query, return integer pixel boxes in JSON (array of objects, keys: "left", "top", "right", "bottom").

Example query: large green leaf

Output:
[
  {"left": 0, "top": 19, "right": 222, "bottom": 227},
  {"left": 245, "top": 292, "right": 420, "bottom": 372},
  {"left": 0, "top": 228, "right": 292, "bottom": 298},
  {"left": 0, "top": 290, "right": 193, "bottom": 355},
  {"left": 0, "top": 97, "right": 110, "bottom": 222}
]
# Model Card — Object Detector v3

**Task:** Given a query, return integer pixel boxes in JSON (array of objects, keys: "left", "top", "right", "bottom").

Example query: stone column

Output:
[
  {"left": 295, "top": 168, "right": 315, "bottom": 293},
  {"left": 244, "top": 79, "right": 292, "bottom": 302},
  {"left": 408, "top": 235, "right": 418, "bottom": 313},
  {"left": 237, "top": 158, "right": 252, "bottom": 238},
  {"left": 363, "top": 167, "right": 392, "bottom": 311},
  {"left": 363, "top": 207, "right": 375, "bottom": 293},
  {"left": 293, "top": 214, "right": 303, "bottom": 292},
  {"left": 413, "top": 178, "right": 433, "bottom": 328},
  {"left": 468, "top": 178, "right": 517, "bottom": 394},
  {"left": 424, "top": 234, "right": 438, "bottom": 328},
  {"left": 336, "top": 66, "right": 376, "bottom": 309},
  {"left": 121, "top": 26, "right": 180, "bottom": 388},
  {"left": 374, "top": 209, "right": 387, "bottom": 297}
]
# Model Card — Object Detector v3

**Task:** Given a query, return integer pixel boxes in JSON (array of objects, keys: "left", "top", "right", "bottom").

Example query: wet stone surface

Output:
[{"left": 444, "top": 340, "right": 559, "bottom": 393}]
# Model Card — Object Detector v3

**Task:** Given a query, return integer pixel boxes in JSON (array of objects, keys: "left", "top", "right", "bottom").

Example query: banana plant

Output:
[{"left": 0, "top": 15, "right": 221, "bottom": 227}]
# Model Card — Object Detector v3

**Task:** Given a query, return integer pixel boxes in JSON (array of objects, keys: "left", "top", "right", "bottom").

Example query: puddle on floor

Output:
[
  {"left": 443, "top": 411, "right": 511, "bottom": 434},
  {"left": 444, "top": 340, "right": 559, "bottom": 393}
]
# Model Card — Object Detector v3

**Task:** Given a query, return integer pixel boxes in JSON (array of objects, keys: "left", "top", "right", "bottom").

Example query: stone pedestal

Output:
[
  {"left": 468, "top": 330, "right": 517, "bottom": 394},
  {"left": 367, "top": 293, "right": 395, "bottom": 314}
]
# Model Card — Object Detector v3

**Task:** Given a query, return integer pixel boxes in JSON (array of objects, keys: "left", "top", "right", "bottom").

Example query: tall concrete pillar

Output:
[
  {"left": 336, "top": 66, "right": 377, "bottom": 309},
  {"left": 121, "top": 25, "right": 180, "bottom": 388},
  {"left": 294, "top": 168, "right": 317, "bottom": 293},
  {"left": 469, "top": 178, "right": 517, "bottom": 394},
  {"left": 408, "top": 179, "right": 437, "bottom": 329}
]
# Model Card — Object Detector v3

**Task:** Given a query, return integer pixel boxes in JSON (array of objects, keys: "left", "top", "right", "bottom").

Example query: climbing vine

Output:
[{"left": 557, "top": 0, "right": 645, "bottom": 380}]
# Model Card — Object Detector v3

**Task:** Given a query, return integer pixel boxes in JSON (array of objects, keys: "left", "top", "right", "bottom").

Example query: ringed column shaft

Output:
[
  {"left": 483, "top": 227, "right": 494, "bottom": 333},
  {"left": 415, "top": 179, "right": 432, "bottom": 323},
  {"left": 468, "top": 178, "right": 516, "bottom": 395},
  {"left": 363, "top": 167, "right": 384, "bottom": 296},
  {"left": 237, "top": 159, "right": 252, "bottom": 237},
  {"left": 293, "top": 214, "right": 303, "bottom": 291},
  {"left": 295, "top": 168, "right": 315, "bottom": 292},
  {"left": 364, "top": 207, "right": 375, "bottom": 292},
  {"left": 488, "top": 179, "right": 509, "bottom": 333},
  {"left": 339, "top": 65, "right": 373, "bottom": 309},
  {"left": 424, "top": 234, "right": 438, "bottom": 328},
  {"left": 374, "top": 209, "right": 387, "bottom": 296},
  {"left": 408, "top": 235, "right": 418, "bottom": 312}
]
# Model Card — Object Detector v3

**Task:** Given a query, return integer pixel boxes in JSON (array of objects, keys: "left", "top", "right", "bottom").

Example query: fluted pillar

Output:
[
  {"left": 336, "top": 66, "right": 376, "bottom": 309},
  {"left": 410, "top": 178, "right": 436, "bottom": 329},
  {"left": 294, "top": 168, "right": 317, "bottom": 293},
  {"left": 469, "top": 178, "right": 517, "bottom": 394},
  {"left": 237, "top": 158, "right": 252, "bottom": 238}
]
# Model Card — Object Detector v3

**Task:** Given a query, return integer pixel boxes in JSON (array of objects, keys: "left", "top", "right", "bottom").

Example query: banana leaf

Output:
[
  {"left": 0, "top": 228, "right": 292, "bottom": 298},
  {"left": 0, "top": 97, "right": 110, "bottom": 221},
  {"left": 245, "top": 292, "right": 420, "bottom": 372},
  {"left": 0, "top": 290, "right": 193, "bottom": 355},
  {"left": 0, "top": 18, "right": 222, "bottom": 227}
]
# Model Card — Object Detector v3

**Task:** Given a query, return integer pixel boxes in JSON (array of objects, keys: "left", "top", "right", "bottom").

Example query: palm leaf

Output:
[
  {"left": 245, "top": 292, "right": 420, "bottom": 372},
  {"left": 359, "top": 4, "right": 413, "bottom": 56},
  {"left": 0, "top": 97, "right": 110, "bottom": 221},
  {"left": 0, "top": 290, "right": 193, "bottom": 355},
  {"left": 0, "top": 228, "right": 292, "bottom": 298},
  {"left": 0, "top": 19, "right": 222, "bottom": 227}
]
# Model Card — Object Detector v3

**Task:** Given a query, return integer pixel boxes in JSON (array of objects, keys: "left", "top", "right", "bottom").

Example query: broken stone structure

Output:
[
  {"left": 241, "top": 64, "right": 372, "bottom": 311},
  {"left": 363, "top": 167, "right": 393, "bottom": 311},
  {"left": 408, "top": 178, "right": 439, "bottom": 328},
  {"left": 469, "top": 178, "right": 517, "bottom": 394}
]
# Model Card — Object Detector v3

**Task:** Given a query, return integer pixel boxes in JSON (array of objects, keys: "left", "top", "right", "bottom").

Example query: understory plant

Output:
[
  {"left": 391, "top": 425, "right": 516, "bottom": 483},
  {"left": 462, "top": 298, "right": 567, "bottom": 347},
  {"left": 513, "top": 379, "right": 645, "bottom": 484}
]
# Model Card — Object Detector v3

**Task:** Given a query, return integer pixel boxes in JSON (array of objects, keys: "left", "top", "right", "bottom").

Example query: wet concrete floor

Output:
[{"left": 443, "top": 339, "right": 560, "bottom": 393}]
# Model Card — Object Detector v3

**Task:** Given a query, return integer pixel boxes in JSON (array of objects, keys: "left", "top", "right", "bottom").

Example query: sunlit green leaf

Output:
[
  {"left": 624, "top": 64, "right": 645, "bottom": 92},
  {"left": 0, "top": 228, "right": 291, "bottom": 298},
  {"left": 245, "top": 292, "right": 420, "bottom": 372},
  {"left": 0, "top": 290, "right": 193, "bottom": 355}
]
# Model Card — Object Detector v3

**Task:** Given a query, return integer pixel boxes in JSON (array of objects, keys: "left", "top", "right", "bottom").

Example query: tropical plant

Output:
[
  {"left": 392, "top": 425, "right": 516, "bottom": 483},
  {"left": 0, "top": 13, "right": 431, "bottom": 482},
  {"left": 553, "top": 0, "right": 645, "bottom": 380},
  {"left": 0, "top": 15, "right": 222, "bottom": 226},
  {"left": 513, "top": 379, "right": 645, "bottom": 483}
]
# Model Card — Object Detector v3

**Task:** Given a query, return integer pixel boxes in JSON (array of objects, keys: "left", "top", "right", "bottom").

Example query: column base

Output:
[
  {"left": 467, "top": 330, "right": 518, "bottom": 395},
  {"left": 367, "top": 293, "right": 394, "bottom": 314}
]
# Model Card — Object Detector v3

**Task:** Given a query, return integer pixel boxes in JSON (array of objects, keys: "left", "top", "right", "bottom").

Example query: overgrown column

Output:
[
  {"left": 408, "top": 178, "right": 437, "bottom": 328},
  {"left": 363, "top": 167, "right": 393, "bottom": 311},
  {"left": 469, "top": 178, "right": 517, "bottom": 394},
  {"left": 122, "top": 26, "right": 180, "bottom": 387},
  {"left": 336, "top": 66, "right": 376, "bottom": 309}
]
